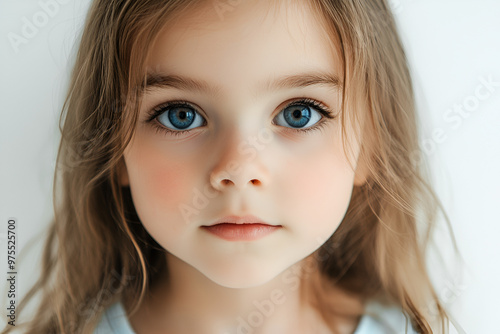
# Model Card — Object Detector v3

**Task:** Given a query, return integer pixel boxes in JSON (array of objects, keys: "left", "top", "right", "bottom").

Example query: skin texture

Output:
[{"left": 120, "top": 0, "right": 367, "bottom": 332}]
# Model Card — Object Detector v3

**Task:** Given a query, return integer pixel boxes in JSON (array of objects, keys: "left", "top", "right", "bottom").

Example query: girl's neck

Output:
[{"left": 128, "top": 253, "right": 363, "bottom": 334}]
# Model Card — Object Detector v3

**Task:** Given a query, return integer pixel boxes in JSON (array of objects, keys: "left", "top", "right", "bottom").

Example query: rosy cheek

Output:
[
  {"left": 148, "top": 163, "right": 191, "bottom": 207},
  {"left": 126, "top": 137, "right": 195, "bottom": 226},
  {"left": 279, "top": 148, "right": 354, "bottom": 232}
]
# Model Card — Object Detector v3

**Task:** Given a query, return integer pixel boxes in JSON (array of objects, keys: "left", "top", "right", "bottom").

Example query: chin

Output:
[{"left": 197, "top": 259, "right": 286, "bottom": 289}]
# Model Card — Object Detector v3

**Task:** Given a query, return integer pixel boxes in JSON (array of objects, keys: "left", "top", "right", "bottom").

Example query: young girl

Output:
[{"left": 5, "top": 0, "right": 461, "bottom": 333}]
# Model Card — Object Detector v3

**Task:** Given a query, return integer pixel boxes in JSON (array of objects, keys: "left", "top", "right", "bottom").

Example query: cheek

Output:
[
  {"left": 278, "top": 144, "right": 355, "bottom": 237},
  {"left": 124, "top": 137, "right": 197, "bottom": 231}
]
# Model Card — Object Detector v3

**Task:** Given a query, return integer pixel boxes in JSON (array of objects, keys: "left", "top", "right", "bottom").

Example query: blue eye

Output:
[
  {"left": 273, "top": 98, "right": 335, "bottom": 133},
  {"left": 274, "top": 103, "right": 321, "bottom": 129},
  {"left": 146, "top": 98, "right": 335, "bottom": 137},
  {"left": 150, "top": 102, "right": 206, "bottom": 134}
]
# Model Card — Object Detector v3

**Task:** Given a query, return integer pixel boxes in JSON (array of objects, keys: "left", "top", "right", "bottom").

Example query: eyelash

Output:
[{"left": 146, "top": 98, "right": 336, "bottom": 137}]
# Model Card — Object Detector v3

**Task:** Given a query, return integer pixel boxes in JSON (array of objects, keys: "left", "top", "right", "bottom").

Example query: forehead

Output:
[{"left": 145, "top": 0, "right": 342, "bottom": 98}]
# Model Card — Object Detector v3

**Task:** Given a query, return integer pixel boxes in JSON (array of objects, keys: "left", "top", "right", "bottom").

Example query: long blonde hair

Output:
[{"left": 4, "top": 0, "right": 460, "bottom": 333}]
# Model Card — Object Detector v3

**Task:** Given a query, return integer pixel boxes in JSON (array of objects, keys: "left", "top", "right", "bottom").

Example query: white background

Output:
[{"left": 1, "top": 0, "right": 499, "bottom": 332}]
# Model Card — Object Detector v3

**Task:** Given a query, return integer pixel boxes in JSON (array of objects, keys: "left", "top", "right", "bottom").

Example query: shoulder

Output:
[
  {"left": 94, "top": 301, "right": 136, "bottom": 334},
  {"left": 354, "top": 300, "right": 419, "bottom": 334},
  {"left": 93, "top": 299, "right": 416, "bottom": 334}
]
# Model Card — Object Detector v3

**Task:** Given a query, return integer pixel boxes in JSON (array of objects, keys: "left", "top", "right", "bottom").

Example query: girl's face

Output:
[{"left": 121, "top": 0, "right": 366, "bottom": 288}]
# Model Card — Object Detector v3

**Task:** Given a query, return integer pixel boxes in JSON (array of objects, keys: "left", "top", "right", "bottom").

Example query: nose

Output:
[
  {"left": 210, "top": 173, "right": 263, "bottom": 191},
  {"left": 209, "top": 131, "right": 270, "bottom": 192}
]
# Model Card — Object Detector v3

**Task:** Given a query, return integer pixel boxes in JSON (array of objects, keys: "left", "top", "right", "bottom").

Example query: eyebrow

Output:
[{"left": 141, "top": 71, "right": 343, "bottom": 98}]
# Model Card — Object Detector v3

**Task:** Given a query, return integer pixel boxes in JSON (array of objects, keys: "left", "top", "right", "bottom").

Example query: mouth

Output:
[
  {"left": 200, "top": 214, "right": 282, "bottom": 241},
  {"left": 201, "top": 223, "right": 281, "bottom": 241},
  {"left": 202, "top": 214, "right": 281, "bottom": 227}
]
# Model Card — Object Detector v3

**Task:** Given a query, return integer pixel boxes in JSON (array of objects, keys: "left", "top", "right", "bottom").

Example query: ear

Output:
[{"left": 117, "top": 157, "right": 130, "bottom": 186}]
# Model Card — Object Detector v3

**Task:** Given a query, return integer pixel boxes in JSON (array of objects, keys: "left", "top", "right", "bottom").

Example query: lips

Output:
[
  {"left": 201, "top": 214, "right": 282, "bottom": 241},
  {"left": 203, "top": 214, "right": 280, "bottom": 227}
]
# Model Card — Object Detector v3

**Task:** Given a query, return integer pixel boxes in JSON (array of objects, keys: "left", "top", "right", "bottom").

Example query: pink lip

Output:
[
  {"left": 201, "top": 223, "right": 281, "bottom": 241},
  {"left": 201, "top": 215, "right": 282, "bottom": 241}
]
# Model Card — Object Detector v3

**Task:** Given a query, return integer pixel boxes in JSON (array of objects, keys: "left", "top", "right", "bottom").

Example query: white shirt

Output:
[{"left": 94, "top": 300, "right": 418, "bottom": 333}]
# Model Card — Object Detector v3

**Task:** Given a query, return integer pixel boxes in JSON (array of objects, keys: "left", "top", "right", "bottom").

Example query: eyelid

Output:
[
  {"left": 271, "top": 97, "right": 336, "bottom": 135},
  {"left": 146, "top": 100, "right": 205, "bottom": 123},
  {"left": 278, "top": 97, "right": 336, "bottom": 119}
]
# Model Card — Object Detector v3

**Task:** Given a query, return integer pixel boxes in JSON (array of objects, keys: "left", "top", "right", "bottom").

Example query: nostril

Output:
[{"left": 251, "top": 179, "right": 261, "bottom": 185}]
